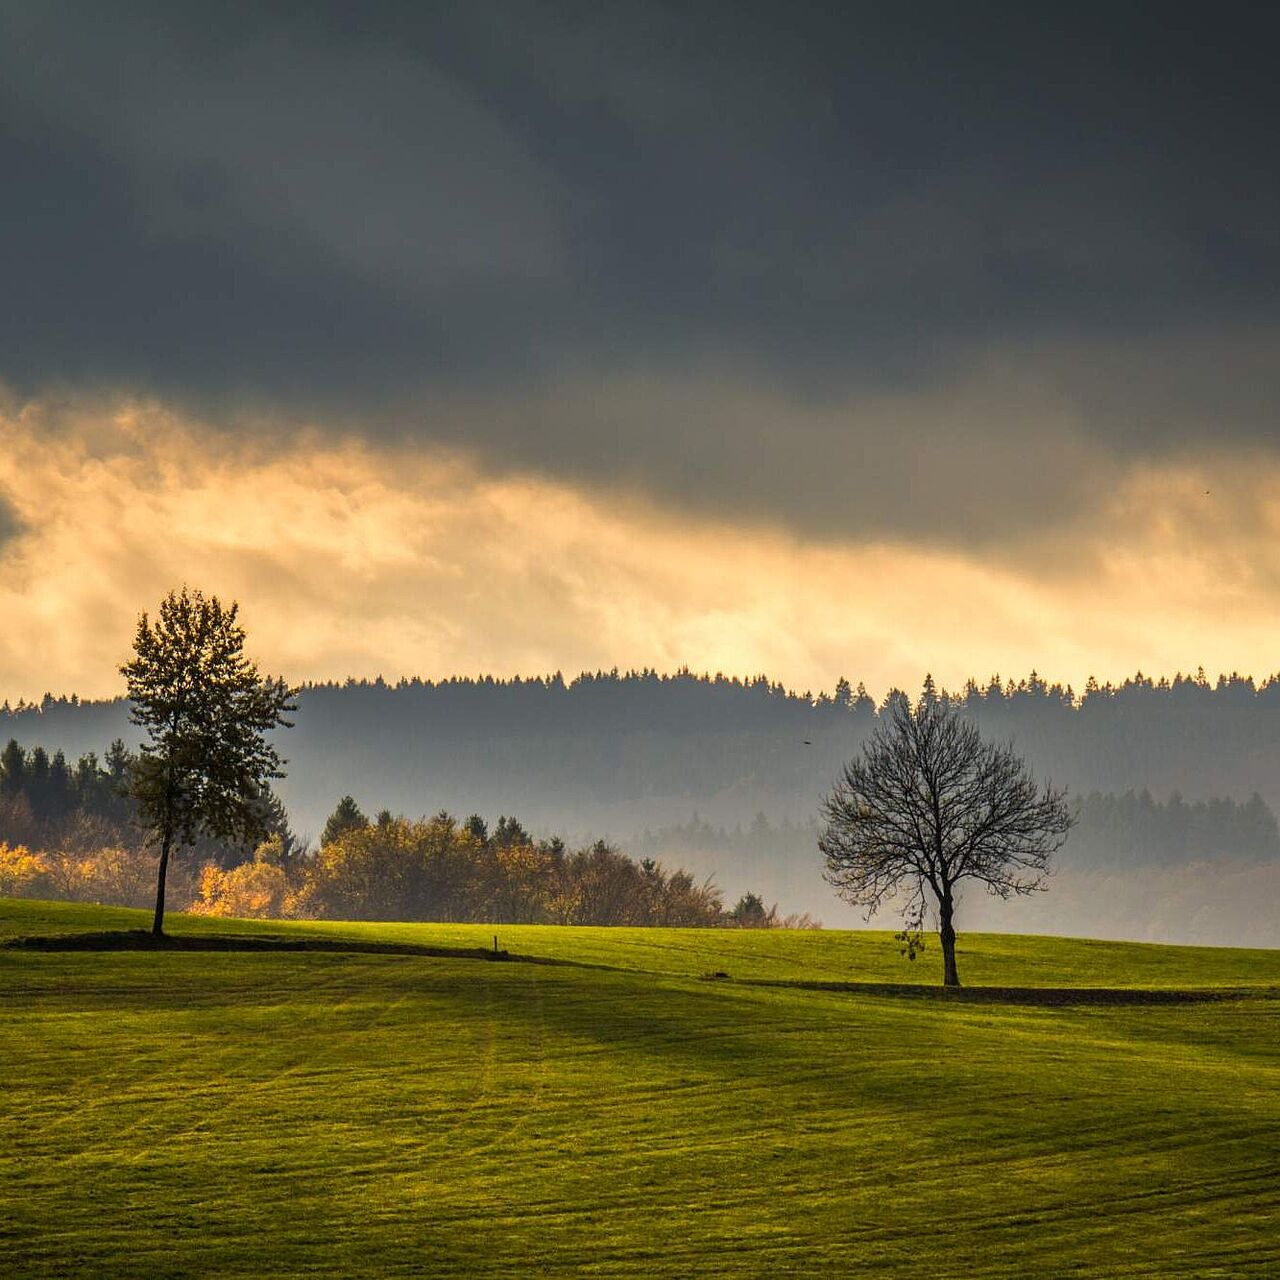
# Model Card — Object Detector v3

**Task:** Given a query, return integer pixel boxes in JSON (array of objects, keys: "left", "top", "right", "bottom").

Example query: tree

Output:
[
  {"left": 728, "top": 891, "right": 777, "bottom": 928},
  {"left": 49, "top": 750, "right": 72, "bottom": 821},
  {"left": 28, "top": 747, "right": 50, "bottom": 819},
  {"left": 120, "top": 588, "right": 296, "bottom": 936},
  {"left": 250, "top": 786, "right": 307, "bottom": 867},
  {"left": 104, "top": 738, "right": 132, "bottom": 785},
  {"left": 819, "top": 692, "right": 1073, "bottom": 987},
  {"left": 1, "top": 739, "right": 26, "bottom": 796},
  {"left": 494, "top": 815, "right": 531, "bottom": 848},
  {"left": 321, "top": 794, "right": 368, "bottom": 847}
]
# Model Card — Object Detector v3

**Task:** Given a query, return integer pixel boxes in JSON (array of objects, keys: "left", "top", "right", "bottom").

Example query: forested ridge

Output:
[
  {"left": 4, "top": 668, "right": 1279, "bottom": 942},
  {"left": 637, "top": 790, "right": 1280, "bottom": 872},
  {"left": 7, "top": 666, "right": 1280, "bottom": 825}
]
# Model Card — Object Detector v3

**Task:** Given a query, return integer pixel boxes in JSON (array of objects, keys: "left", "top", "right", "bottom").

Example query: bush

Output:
[
  {"left": 190, "top": 844, "right": 308, "bottom": 919},
  {"left": 0, "top": 843, "right": 51, "bottom": 898}
]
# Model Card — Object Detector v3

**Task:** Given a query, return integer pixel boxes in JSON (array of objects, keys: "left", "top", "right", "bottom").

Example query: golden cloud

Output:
[{"left": 1, "top": 394, "right": 1278, "bottom": 702}]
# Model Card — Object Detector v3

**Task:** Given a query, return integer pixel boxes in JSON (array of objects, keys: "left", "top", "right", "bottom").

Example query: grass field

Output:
[{"left": 3, "top": 898, "right": 1278, "bottom": 1277}]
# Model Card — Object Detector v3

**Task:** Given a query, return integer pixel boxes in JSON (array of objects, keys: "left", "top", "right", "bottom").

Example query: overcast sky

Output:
[{"left": 3, "top": 2, "right": 1280, "bottom": 699}]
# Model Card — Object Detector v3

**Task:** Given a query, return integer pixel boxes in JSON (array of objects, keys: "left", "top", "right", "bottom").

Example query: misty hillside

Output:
[{"left": 5, "top": 669, "right": 1280, "bottom": 944}]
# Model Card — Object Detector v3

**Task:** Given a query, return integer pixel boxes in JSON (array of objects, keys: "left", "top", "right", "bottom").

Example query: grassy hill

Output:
[{"left": 3, "top": 899, "right": 1278, "bottom": 1277}]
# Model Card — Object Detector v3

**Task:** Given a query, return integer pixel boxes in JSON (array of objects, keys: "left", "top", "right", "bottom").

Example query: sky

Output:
[{"left": 3, "top": 2, "right": 1280, "bottom": 701}]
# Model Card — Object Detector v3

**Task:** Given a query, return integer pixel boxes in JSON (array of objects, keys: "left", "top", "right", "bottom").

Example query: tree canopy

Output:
[{"left": 121, "top": 588, "right": 295, "bottom": 934}]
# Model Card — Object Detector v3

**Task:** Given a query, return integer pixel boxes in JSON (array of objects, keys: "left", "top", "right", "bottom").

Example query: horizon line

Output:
[{"left": 5, "top": 664, "right": 1280, "bottom": 714}]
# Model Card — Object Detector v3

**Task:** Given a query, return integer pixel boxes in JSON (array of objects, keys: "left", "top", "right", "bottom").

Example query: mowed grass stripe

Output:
[
  {"left": 2, "top": 901, "right": 1278, "bottom": 1277},
  {"left": 6, "top": 896, "right": 1280, "bottom": 987}
]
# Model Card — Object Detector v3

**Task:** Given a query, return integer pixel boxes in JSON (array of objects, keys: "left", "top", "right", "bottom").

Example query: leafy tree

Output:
[
  {"left": 321, "top": 794, "right": 368, "bottom": 847},
  {"left": 0, "top": 842, "right": 49, "bottom": 896},
  {"left": 306, "top": 815, "right": 473, "bottom": 922},
  {"left": 819, "top": 691, "right": 1073, "bottom": 986},
  {"left": 488, "top": 839, "right": 555, "bottom": 922},
  {"left": 190, "top": 844, "right": 301, "bottom": 919},
  {"left": 73, "top": 751, "right": 100, "bottom": 799},
  {"left": 120, "top": 588, "right": 296, "bottom": 935}
]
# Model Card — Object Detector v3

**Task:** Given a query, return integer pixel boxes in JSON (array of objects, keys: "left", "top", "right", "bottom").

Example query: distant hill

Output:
[{"left": 5, "top": 668, "right": 1280, "bottom": 944}]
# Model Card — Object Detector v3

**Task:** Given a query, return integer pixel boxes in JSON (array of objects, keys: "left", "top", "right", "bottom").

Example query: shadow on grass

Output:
[
  {"left": 7, "top": 930, "right": 1270, "bottom": 1006},
  {"left": 5, "top": 930, "right": 512, "bottom": 961},
  {"left": 735, "top": 977, "right": 1268, "bottom": 1006}
]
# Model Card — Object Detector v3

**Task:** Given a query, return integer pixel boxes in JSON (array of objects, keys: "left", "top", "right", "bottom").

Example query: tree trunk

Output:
[
  {"left": 152, "top": 830, "right": 172, "bottom": 937},
  {"left": 939, "top": 895, "right": 960, "bottom": 988}
]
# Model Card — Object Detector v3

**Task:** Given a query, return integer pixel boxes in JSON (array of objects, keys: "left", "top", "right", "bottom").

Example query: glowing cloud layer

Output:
[{"left": 2, "top": 395, "right": 1278, "bottom": 702}]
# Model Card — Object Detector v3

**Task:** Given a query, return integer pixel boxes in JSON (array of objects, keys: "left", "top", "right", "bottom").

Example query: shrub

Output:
[
  {"left": 190, "top": 849, "right": 306, "bottom": 919},
  {"left": 0, "top": 842, "right": 51, "bottom": 898}
]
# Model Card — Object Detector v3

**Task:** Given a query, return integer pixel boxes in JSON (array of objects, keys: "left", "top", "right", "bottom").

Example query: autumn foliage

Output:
[
  {"left": 0, "top": 839, "right": 204, "bottom": 910},
  {"left": 206, "top": 813, "right": 729, "bottom": 926},
  {"left": 1, "top": 806, "right": 799, "bottom": 928}
]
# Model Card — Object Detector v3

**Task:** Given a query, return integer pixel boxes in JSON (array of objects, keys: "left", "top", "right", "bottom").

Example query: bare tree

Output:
[{"left": 819, "top": 691, "right": 1073, "bottom": 986}]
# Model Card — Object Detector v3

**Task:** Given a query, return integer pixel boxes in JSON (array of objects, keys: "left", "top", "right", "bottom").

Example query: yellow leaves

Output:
[
  {"left": 253, "top": 834, "right": 287, "bottom": 867},
  {"left": 1, "top": 841, "right": 204, "bottom": 912},
  {"left": 4, "top": 818, "right": 730, "bottom": 928},
  {"left": 495, "top": 842, "right": 553, "bottom": 879},
  {"left": 190, "top": 858, "right": 305, "bottom": 919},
  {"left": 0, "top": 842, "right": 50, "bottom": 896}
]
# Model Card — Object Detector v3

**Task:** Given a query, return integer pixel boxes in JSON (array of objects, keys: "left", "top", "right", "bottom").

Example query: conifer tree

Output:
[
  {"left": 321, "top": 794, "right": 368, "bottom": 847},
  {"left": 0, "top": 739, "right": 25, "bottom": 796}
]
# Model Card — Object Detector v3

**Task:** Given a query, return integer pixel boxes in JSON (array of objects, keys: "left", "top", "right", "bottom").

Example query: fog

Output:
[{"left": 8, "top": 669, "right": 1279, "bottom": 946}]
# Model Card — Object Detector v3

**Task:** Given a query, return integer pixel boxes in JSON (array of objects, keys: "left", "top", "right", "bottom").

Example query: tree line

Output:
[
  {"left": 636, "top": 789, "right": 1280, "bottom": 872},
  {"left": 1067, "top": 789, "right": 1279, "bottom": 868},
  {"left": 0, "top": 792, "right": 802, "bottom": 929},
  {"left": 2, "top": 731, "right": 1273, "bottom": 928},
  {"left": 7, "top": 665, "right": 1279, "bottom": 844},
  {"left": 0, "top": 737, "right": 134, "bottom": 847},
  {"left": 0, "top": 737, "right": 293, "bottom": 866},
  {"left": 199, "top": 799, "right": 803, "bottom": 926}
]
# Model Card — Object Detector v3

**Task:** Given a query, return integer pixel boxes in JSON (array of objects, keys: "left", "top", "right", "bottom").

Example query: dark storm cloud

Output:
[{"left": 4, "top": 1, "right": 1280, "bottom": 538}]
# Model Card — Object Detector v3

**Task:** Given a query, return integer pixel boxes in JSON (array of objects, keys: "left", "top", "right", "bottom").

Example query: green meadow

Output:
[{"left": 3, "top": 898, "right": 1278, "bottom": 1277}]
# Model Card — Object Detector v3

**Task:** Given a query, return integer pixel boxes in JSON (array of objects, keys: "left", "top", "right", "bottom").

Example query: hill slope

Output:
[{"left": 3, "top": 899, "right": 1277, "bottom": 1277}]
